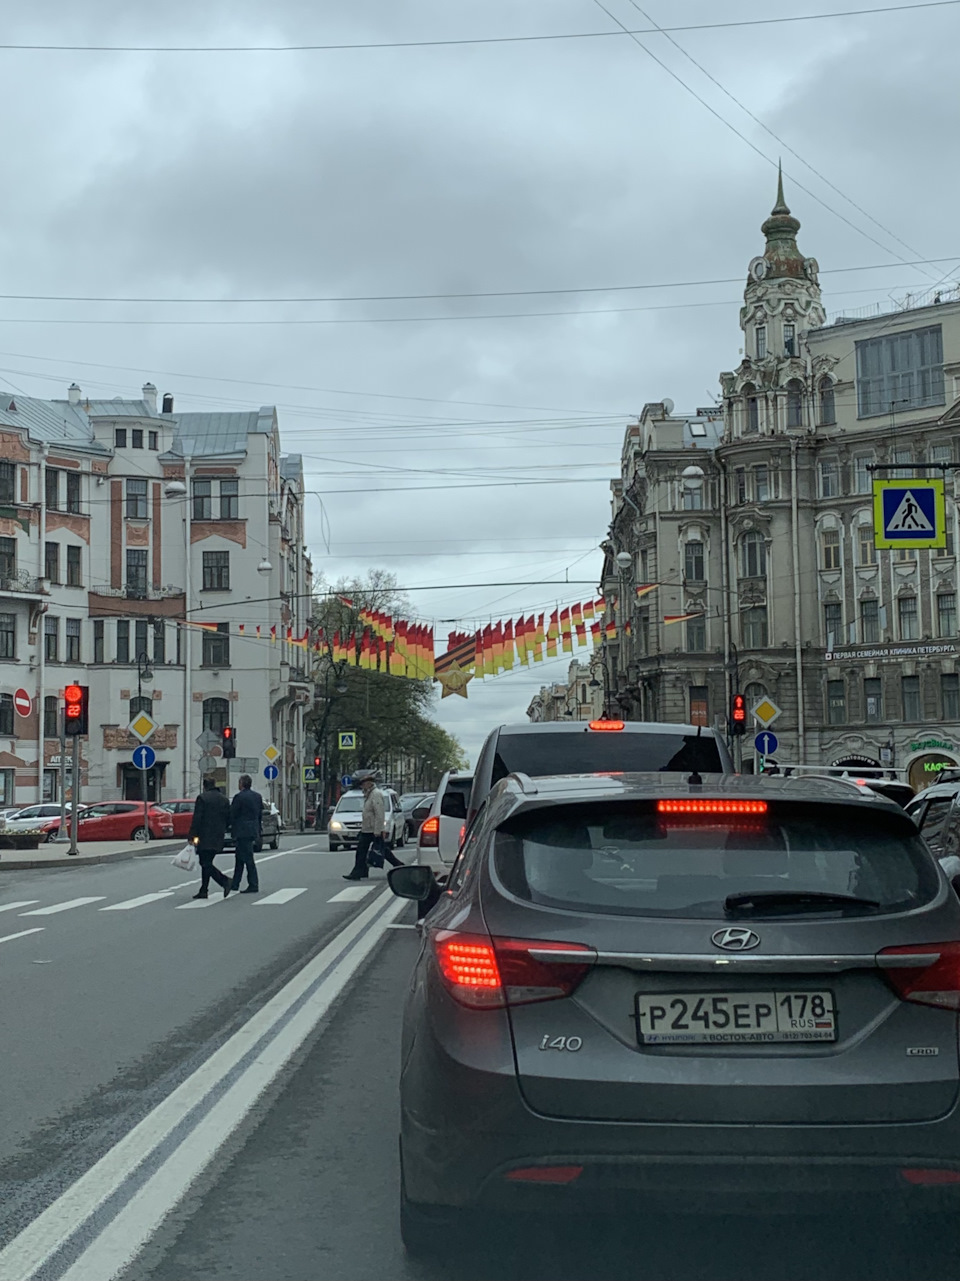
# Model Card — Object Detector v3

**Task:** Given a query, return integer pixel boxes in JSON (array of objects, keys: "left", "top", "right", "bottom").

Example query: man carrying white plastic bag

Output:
[{"left": 171, "top": 842, "right": 198, "bottom": 872}]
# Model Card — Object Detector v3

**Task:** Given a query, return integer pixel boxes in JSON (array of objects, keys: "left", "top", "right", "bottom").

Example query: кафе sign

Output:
[{"left": 908, "top": 740, "right": 959, "bottom": 790}]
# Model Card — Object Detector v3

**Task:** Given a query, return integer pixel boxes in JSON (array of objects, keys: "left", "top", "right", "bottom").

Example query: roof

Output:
[
  {"left": 280, "top": 453, "right": 302, "bottom": 480},
  {"left": 494, "top": 721, "right": 717, "bottom": 736},
  {"left": 79, "top": 398, "right": 154, "bottom": 418},
  {"left": 0, "top": 394, "right": 109, "bottom": 453},
  {"left": 170, "top": 407, "right": 276, "bottom": 459}
]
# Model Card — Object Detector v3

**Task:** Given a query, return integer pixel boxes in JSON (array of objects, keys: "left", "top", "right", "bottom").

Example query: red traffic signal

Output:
[
  {"left": 64, "top": 683, "right": 89, "bottom": 736},
  {"left": 313, "top": 754, "right": 322, "bottom": 769},
  {"left": 731, "top": 693, "right": 747, "bottom": 737},
  {"left": 221, "top": 725, "right": 237, "bottom": 759}
]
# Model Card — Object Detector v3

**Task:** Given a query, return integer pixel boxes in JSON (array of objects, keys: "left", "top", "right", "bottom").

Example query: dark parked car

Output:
[
  {"left": 399, "top": 792, "right": 435, "bottom": 840},
  {"left": 389, "top": 771, "right": 960, "bottom": 1255}
]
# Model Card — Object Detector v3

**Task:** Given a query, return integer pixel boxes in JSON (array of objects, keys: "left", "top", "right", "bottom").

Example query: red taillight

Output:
[
  {"left": 877, "top": 941, "right": 960, "bottom": 1010},
  {"left": 588, "top": 719, "right": 624, "bottom": 732},
  {"left": 505, "top": 1165, "right": 583, "bottom": 1184},
  {"left": 419, "top": 815, "right": 439, "bottom": 848},
  {"left": 657, "top": 799, "right": 767, "bottom": 815},
  {"left": 432, "top": 931, "right": 595, "bottom": 1009},
  {"left": 901, "top": 1168, "right": 960, "bottom": 1185}
]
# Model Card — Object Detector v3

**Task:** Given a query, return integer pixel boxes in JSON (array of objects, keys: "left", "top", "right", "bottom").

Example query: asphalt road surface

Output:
[{"left": 4, "top": 833, "right": 960, "bottom": 1280}]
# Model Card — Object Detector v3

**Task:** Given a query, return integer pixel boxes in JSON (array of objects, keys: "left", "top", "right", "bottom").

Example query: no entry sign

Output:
[{"left": 13, "top": 689, "right": 31, "bottom": 718}]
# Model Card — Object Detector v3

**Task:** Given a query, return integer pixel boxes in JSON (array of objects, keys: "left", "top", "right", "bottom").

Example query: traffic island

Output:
[{"left": 0, "top": 839, "right": 182, "bottom": 871}]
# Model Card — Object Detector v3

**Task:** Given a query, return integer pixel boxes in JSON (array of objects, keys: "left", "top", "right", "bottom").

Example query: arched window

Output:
[
  {"left": 129, "top": 695, "right": 152, "bottom": 720},
  {"left": 818, "top": 377, "right": 836, "bottom": 425},
  {"left": 739, "top": 530, "right": 767, "bottom": 578},
  {"left": 744, "top": 681, "right": 766, "bottom": 709},
  {"left": 684, "top": 539, "right": 705, "bottom": 582},
  {"left": 202, "top": 696, "right": 229, "bottom": 733},
  {"left": 743, "top": 383, "right": 759, "bottom": 434},
  {"left": 786, "top": 379, "right": 804, "bottom": 429}
]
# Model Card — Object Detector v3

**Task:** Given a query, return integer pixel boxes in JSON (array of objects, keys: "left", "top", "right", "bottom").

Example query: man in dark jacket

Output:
[
  {"left": 230, "top": 773, "right": 263, "bottom": 894},
  {"left": 188, "top": 777, "right": 233, "bottom": 899}
]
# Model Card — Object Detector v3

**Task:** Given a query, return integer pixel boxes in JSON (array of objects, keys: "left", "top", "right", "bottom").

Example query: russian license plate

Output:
[{"left": 636, "top": 990, "right": 837, "bottom": 1045}]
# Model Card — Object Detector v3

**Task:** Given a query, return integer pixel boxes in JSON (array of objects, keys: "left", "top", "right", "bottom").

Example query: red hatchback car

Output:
[
  {"left": 42, "top": 801, "right": 175, "bottom": 843},
  {"left": 158, "top": 799, "right": 198, "bottom": 839}
]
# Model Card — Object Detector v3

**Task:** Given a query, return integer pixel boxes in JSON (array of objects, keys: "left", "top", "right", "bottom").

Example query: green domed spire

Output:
[{"left": 759, "top": 164, "right": 804, "bottom": 278}]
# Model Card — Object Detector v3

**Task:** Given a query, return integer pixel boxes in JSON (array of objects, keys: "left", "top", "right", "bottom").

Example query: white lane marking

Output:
[
  {"left": 19, "top": 897, "right": 106, "bottom": 917},
  {"left": 0, "top": 901, "right": 40, "bottom": 913},
  {"left": 161, "top": 842, "right": 316, "bottom": 892},
  {"left": 328, "top": 884, "right": 377, "bottom": 902},
  {"left": 253, "top": 888, "right": 307, "bottom": 905},
  {"left": 175, "top": 896, "right": 227, "bottom": 910},
  {"left": 100, "top": 892, "right": 177, "bottom": 912},
  {"left": 386, "top": 922, "right": 416, "bottom": 929},
  {"left": 0, "top": 889, "right": 404, "bottom": 1281},
  {"left": 0, "top": 928, "right": 45, "bottom": 945}
]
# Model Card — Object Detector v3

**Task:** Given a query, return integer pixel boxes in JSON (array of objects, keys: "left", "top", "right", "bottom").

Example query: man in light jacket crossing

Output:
[{"left": 343, "top": 771, "right": 403, "bottom": 880}]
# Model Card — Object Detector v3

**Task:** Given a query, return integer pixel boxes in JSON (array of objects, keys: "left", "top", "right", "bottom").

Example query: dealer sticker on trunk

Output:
[{"left": 636, "top": 990, "right": 837, "bottom": 1045}]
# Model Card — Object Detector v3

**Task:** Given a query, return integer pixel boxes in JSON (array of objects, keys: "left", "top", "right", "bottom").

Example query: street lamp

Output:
[{"left": 257, "top": 557, "right": 273, "bottom": 575}]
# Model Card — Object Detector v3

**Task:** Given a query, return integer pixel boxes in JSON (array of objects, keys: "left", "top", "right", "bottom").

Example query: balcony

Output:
[
  {"left": 0, "top": 570, "right": 44, "bottom": 597},
  {"left": 89, "top": 583, "right": 185, "bottom": 618}
]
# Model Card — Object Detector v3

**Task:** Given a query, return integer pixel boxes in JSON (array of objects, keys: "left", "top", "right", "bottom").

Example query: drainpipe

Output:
[
  {"left": 182, "top": 458, "right": 192, "bottom": 796},
  {"left": 791, "top": 438, "right": 807, "bottom": 762},
  {"left": 36, "top": 444, "right": 48, "bottom": 802},
  {"left": 717, "top": 455, "right": 732, "bottom": 720}
]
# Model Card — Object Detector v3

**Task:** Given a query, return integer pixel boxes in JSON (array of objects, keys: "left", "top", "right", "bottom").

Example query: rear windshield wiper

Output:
[{"left": 724, "top": 890, "right": 881, "bottom": 916}]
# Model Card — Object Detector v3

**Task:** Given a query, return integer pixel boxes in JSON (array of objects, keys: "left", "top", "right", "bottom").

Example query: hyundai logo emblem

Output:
[{"left": 711, "top": 927, "right": 761, "bottom": 952}]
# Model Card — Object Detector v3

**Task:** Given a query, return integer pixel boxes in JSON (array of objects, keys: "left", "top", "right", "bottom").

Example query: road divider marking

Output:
[
  {"left": 19, "top": 897, "right": 107, "bottom": 917},
  {"left": 327, "top": 884, "right": 378, "bottom": 902},
  {"left": 0, "top": 927, "right": 45, "bottom": 945},
  {"left": 100, "top": 892, "right": 177, "bottom": 912},
  {"left": 254, "top": 888, "right": 307, "bottom": 905},
  {"left": 386, "top": 922, "right": 416, "bottom": 929},
  {"left": 0, "top": 887, "right": 405, "bottom": 1281},
  {"left": 0, "top": 901, "right": 40, "bottom": 913}
]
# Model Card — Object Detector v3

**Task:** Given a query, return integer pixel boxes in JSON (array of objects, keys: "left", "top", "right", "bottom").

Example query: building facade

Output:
[
  {"left": 602, "top": 178, "right": 960, "bottom": 788},
  {"left": 0, "top": 384, "right": 312, "bottom": 818},
  {"left": 527, "top": 656, "right": 605, "bottom": 723}
]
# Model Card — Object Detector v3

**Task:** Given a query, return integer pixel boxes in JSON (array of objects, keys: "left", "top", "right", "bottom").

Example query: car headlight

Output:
[{"left": 329, "top": 820, "right": 343, "bottom": 831}]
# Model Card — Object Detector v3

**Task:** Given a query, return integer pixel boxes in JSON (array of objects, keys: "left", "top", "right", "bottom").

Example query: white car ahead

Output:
[{"left": 328, "top": 788, "right": 405, "bottom": 852}]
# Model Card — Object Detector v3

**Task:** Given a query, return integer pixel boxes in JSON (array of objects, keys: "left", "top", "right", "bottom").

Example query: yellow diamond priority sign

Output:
[
  {"left": 751, "top": 698, "right": 782, "bottom": 729},
  {"left": 262, "top": 744, "right": 280, "bottom": 764},
  {"left": 128, "top": 711, "right": 157, "bottom": 742}
]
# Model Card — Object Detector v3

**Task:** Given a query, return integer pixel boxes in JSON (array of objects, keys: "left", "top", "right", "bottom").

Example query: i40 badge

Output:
[{"left": 539, "top": 1035, "right": 583, "bottom": 1051}]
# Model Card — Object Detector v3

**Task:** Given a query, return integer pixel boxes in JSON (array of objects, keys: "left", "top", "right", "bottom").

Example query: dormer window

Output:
[
  {"left": 756, "top": 326, "right": 767, "bottom": 359},
  {"left": 784, "top": 323, "right": 797, "bottom": 357}
]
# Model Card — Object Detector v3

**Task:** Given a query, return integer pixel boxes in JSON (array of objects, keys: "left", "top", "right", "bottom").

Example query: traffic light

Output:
[
  {"left": 64, "top": 683, "right": 89, "bottom": 736},
  {"left": 730, "top": 693, "right": 747, "bottom": 737},
  {"left": 221, "top": 725, "right": 237, "bottom": 759},
  {"left": 313, "top": 753, "right": 322, "bottom": 770}
]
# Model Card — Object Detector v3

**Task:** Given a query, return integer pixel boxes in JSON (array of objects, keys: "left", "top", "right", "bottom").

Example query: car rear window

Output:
[
  {"left": 493, "top": 800, "right": 939, "bottom": 919},
  {"left": 335, "top": 795, "right": 364, "bottom": 812},
  {"left": 440, "top": 778, "right": 472, "bottom": 818},
  {"left": 491, "top": 731, "right": 724, "bottom": 782}
]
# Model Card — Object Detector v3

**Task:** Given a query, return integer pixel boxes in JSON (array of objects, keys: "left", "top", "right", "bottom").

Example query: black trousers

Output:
[
  {"left": 198, "top": 848, "right": 229, "bottom": 894},
  {"left": 350, "top": 831, "right": 402, "bottom": 877},
  {"left": 232, "top": 835, "right": 259, "bottom": 890}
]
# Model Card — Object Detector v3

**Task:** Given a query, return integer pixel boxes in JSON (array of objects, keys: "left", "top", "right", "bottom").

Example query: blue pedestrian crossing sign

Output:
[
  {"left": 873, "top": 479, "right": 946, "bottom": 550},
  {"left": 338, "top": 731, "right": 357, "bottom": 751}
]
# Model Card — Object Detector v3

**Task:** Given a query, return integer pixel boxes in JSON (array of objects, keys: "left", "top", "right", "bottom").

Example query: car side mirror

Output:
[
  {"left": 387, "top": 865, "right": 435, "bottom": 901},
  {"left": 952, "top": 874, "right": 960, "bottom": 899}
]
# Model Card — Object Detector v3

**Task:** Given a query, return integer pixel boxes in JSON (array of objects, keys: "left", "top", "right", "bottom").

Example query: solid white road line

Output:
[
  {"left": 0, "top": 888, "right": 405, "bottom": 1281},
  {"left": 100, "top": 892, "right": 177, "bottom": 912},
  {"left": 254, "top": 888, "right": 307, "bottom": 905},
  {"left": 386, "top": 922, "right": 416, "bottom": 929},
  {"left": 327, "top": 884, "right": 378, "bottom": 902},
  {"left": 0, "top": 901, "right": 40, "bottom": 913},
  {"left": 0, "top": 927, "right": 45, "bottom": 945},
  {"left": 19, "top": 897, "right": 107, "bottom": 917}
]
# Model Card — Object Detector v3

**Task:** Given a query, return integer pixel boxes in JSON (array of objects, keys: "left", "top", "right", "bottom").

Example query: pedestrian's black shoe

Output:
[
  {"left": 342, "top": 873, "right": 363, "bottom": 881},
  {"left": 191, "top": 891, "right": 208, "bottom": 900},
  {"left": 222, "top": 882, "right": 232, "bottom": 898},
  {"left": 230, "top": 883, "right": 240, "bottom": 892},
  {"left": 240, "top": 886, "right": 259, "bottom": 894}
]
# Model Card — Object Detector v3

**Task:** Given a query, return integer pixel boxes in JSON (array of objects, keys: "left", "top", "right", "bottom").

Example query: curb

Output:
[{"left": 0, "top": 842, "right": 182, "bottom": 872}]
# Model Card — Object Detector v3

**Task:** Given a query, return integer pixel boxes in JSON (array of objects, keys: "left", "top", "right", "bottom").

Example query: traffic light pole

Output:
[{"left": 68, "top": 732, "right": 79, "bottom": 856}]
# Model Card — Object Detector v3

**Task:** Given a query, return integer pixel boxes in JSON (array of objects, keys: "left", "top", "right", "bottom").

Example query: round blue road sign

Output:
[
  {"left": 755, "top": 730, "right": 779, "bottom": 756},
  {"left": 132, "top": 744, "right": 156, "bottom": 770},
  {"left": 263, "top": 764, "right": 279, "bottom": 780},
  {"left": 341, "top": 774, "right": 353, "bottom": 789}
]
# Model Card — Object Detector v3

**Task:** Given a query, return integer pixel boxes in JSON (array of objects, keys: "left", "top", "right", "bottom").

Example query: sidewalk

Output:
[{"left": 0, "top": 839, "right": 183, "bottom": 872}]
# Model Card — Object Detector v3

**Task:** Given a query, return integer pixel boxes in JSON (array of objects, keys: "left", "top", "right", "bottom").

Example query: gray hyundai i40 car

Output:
[{"left": 390, "top": 772, "right": 960, "bottom": 1254}]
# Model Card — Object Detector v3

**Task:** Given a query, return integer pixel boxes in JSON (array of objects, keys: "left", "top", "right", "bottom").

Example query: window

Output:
[
  {"left": 819, "top": 378, "right": 836, "bottom": 425},
  {"left": 827, "top": 679, "right": 846, "bottom": 726},
  {"left": 943, "top": 673, "right": 960, "bottom": 720},
  {"left": 0, "top": 612, "right": 15, "bottom": 658},
  {"left": 115, "top": 428, "right": 127, "bottom": 448},
  {"left": 129, "top": 695, "right": 152, "bottom": 719},
  {"left": 740, "top": 530, "right": 767, "bottom": 578},
  {"left": 898, "top": 595, "right": 919, "bottom": 640},
  {"left": 735, "top": 468, "right": 748, "bottom": 503},
  {"left": 220, "top": 478, "right": 239, "bottom": 520},
  {"left": 192, "top": 479, "right": 212, "bottom": 520},
  {"left": 135, "top": 619, "right": 149, "bottom": 661},
  {"left": 44, "top": 615, "right": 58, "bottom": 662},
  {"left": 148, "top": 430, "right": 159, "bottom": 450},
  {"left": 892, "top": 447, "right": 913, "bottom": 479},
  {"left": 948, "top": 521, "right": 957, "bottom": 558},
  {"left": 756, "top": 326, "right": 767, "bottom": 359},
  {"left": 0, "top": 769, "right": 13, "bottom": 804},
  {"left": 860, "top": 598, "right": 880, "bottom": 643},
  {"left": 686, "top": 615, "right": 706, "bottom": 652},
  {"left": 938, "top": 592, "right": 957, "bottom": 638},
  {"left": 786, "top": 379, "right": 803, "bottom": 428},
  {"left": 858, "top": 526, "right": 877, "bottom": 566},
  {"left": 126, "top": 478, "right": 148, "bottom": 519},
  {"left": 126, "top": 549, "right": 148, "bottom": 597},
  {"left": 65, "top": 618, "right": 81, "bottom": 663},
  {"left": 44, "top": 542, "right": 59, "bottom": 584},
  {"left": 819, "top": 459, "right": 839, "bottom": 498},
  {"left": 202, "top": 621, "right": 230, "bottom": 668},
  {"left": 854, "top": 455, "right": 872, "bottom": 494},
  {"left": 202, "top": 550, "right": 230, "bottom": 590},
  {"left": 116, "top": 620, "right": 130, "bottom": 664},
  {"left": 689, "top": 685, "right": 708, "bottom": 727},
  {"left": 93, "top": 619, "right": 104, "bottom": 664},
  {"left": 821, "top": 528, "right": 841, "bottom": 570},
  {"left": 682, "top": 484, "right": 703, "bottom": 511},
  {"left": 0, "top": 536, "right": 13, "bottom": 581},
  {"left": 131, "top": 428, "right": 143, "bottom": 449},
  {"left": 754, "top": 465, "right": 770, "bottom": 502},
  {"left": 741, "top": 605, "right": 768, "bottom": 648},
  {"left": 684, "top": 539, "right": 704, "bottom": 582},
  {"left": 902, "top": 675, "right": 921, "bottom": 721},
  {"left": 743, "top": 385, "right": 759, "bottom": 434},
  {"left": 823, "top": 601, "right": 842, "bottom": 647},
  {"left": 783, "top": 323, "right": 797, "bottom": 357},
  {"left": 931, "top": 443, "right": 953, "bottom": 465},
  {"left": 43, "top": 695, "right": 58, "bottom": 738},
  {"left": 153, "top": 619, "right": 166, "bottom": 664},
  {"left": 857, "top": 325, "right": 944, "bottom": 418},
  {"left": 0, "top": 694, "right": 13, "bottom": 735},
  {"left": 66, "top": 472, "right": 81, "bottom": 513},
  {"left": 864, "top": 676, "right": 883, "bottom": 723},
  {"left": 45, "top": 467, "right": 59, "bottom": 510},
  {"left": 66, "top": 545, "right": 81, "bottom": 586},
  {"left": 895, "top": 546, "right": 915, "bottom": 563},
  {"left": 202, "top": 696, "right": 230, "bottom": 732},
  {"left": 0, "top": 461, "right": 14, "bottom": 505}
]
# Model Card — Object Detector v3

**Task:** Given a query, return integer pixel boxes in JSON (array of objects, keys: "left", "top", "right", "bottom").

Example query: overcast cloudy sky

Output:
[{"left": 2, "top": 0, "right": 958, "bottom": 763}]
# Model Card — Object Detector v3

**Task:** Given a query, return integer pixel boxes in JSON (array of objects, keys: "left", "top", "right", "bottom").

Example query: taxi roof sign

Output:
[{"left": 873, "top": 478, "right": 946, "bottom": 550}]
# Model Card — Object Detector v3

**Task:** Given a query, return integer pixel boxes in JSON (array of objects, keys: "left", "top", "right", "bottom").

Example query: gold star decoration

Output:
[{"left": 437, "top": 660, "right": 474, "bottom": 699}]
